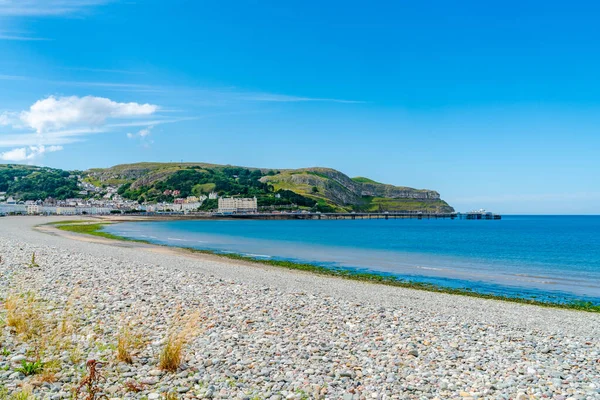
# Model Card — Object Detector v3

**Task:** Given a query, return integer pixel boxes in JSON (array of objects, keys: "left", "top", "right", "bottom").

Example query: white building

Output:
[
  {"left": 26, "top": 204, "right": 40, "bottom": 215},
  {"left": 218, "top": 197, "right": 258, "bottom": 214}
]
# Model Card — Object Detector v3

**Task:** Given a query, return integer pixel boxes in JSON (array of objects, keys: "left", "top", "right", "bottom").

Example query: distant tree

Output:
[{"left": 312, "top": 186, "right": 319, "bottom": 193}]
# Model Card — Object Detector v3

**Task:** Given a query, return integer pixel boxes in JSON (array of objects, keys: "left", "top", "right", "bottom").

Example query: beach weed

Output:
[
  {"left": 5, "top": 293, "right": 44, "bottom": 341},
  {"left": 27, "top": 253, "right": 39, "bottom": 268},
  {"left": 2, "top": 386, "right": 34, "bottom": 400},
  {"left": 123, "top": 380, "right": 145, "bottom": 392},
  {"left": 116, "top": 324, "right": 144, "bottom": 364},
  {"left": 159, "top": 312, "right": 201, "bottom": 372},
  {"left": 15, "top": 360, "right": 43, "bottom": 376},
  {"left": 67, "top": 345, "right": 84, "bottom": 365},
  {"left": 74, "top": 359, "right": 107, "bottom": 400},
  {"left": 37, "top": 359, "right": 61, "bottom": 383},
  {"left": 294, "top": 390, "right": 311, "bottom": 400},
  {"left": 57, "top": 293, "right": 79, "bottom": 337}
]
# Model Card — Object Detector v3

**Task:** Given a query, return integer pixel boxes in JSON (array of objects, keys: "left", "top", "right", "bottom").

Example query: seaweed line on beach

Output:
[{"left": 48, "top": 221, "right": 600, "bottom": 313}]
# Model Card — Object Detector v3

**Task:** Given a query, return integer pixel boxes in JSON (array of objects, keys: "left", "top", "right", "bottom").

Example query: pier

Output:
[{"left": 215, "top": 211, "right": 501, "bottom": 220}]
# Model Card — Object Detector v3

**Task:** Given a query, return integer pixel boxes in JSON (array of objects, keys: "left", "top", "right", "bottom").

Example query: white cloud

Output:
[
  {"left": 0, "top": 145, "right": 63, "bottom": 162},
  {"left": 0, "top": 0, "right": 112, "bottom": 16},
  {"left": 126, "top": 126, "right": 154, "bottom": 147},
  {"left": 20, "top": 95, "right": 158, "bottom": 133},
  {"left": 0, "top": 147, "right": 27, "bottom": 161},
  {"left": 127, "top": 126, "right": 152, "bottom": 139},
  {"left": 0, "top": 112, "right": 16, "bottom": 126},
  {"left": 138, "top": 127, "right": 151, "bottom": 137},
  {"left": 0, "top": 95, "right": 169, "bottom": 155}
]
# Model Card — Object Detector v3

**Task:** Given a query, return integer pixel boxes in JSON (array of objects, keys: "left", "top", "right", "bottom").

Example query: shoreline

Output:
[
  {"left": 1, "top": 216, "right": 600, "bottom": 399},
  {"left": 50, "top": 219, "right": 600, "bottom": 313}
]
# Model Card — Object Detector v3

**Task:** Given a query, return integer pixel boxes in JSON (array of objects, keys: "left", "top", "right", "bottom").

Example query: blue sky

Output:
[{"left": 1, "top": 1, "right": 599, "bottom": 214}]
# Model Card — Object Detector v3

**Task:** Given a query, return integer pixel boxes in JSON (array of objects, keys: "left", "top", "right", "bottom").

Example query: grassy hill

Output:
[
  {"left": 0, "top": 162, "right": 454, "bottom": 212},
  {"left": 86, "top": 163, "right": 454, "bottom": 213}
]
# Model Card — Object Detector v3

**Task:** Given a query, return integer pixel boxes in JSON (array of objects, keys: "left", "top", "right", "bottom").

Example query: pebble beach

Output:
[{"left": 1, "top": 216, "right": 599, "bottom": 400}]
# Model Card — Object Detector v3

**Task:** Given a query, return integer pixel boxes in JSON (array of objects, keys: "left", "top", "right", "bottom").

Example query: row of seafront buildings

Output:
[
  {"left": 0, "top": 193, "right": 137, "bottom": 215},
  {"left": 0, "top": 190, "right": 259, "bottom": 216}
]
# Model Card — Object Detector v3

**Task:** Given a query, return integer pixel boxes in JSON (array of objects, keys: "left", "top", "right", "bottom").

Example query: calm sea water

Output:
[{"left": 104, "top": 216, "right": 600, "bottom": 303}]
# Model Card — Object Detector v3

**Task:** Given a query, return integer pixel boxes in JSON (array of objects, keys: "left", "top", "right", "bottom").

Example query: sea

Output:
[{"left": 103, "top": 215, "right": 600, "bottom": 304}]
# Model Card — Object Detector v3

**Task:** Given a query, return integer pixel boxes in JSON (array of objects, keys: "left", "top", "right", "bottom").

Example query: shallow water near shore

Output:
[{"left": 104, "top": 215, "right": 600, "bottom": 304}]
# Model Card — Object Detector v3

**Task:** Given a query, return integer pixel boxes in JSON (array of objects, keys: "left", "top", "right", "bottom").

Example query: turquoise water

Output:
[{"left": 104, "top": 216, "right": 600, "bottom": 303}]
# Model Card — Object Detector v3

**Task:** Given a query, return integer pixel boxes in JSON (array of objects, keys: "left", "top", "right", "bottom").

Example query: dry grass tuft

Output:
[
  {"left": 3, "top": 288, "right": 86, "bottom": 371},
  {"left": 37, "top": 359, "right": 60, "bottom": 383},
  {"left": 5, "top": 293, "right": 44, "bottom": 341},
  {"left": 116, "top": 324, "right": 144, "bottom": 364},
  {"left": 158, "top": 312, "right": 201, "bottom": 372},
  {"left": 158, "top": 335, "right": 184, "bottom": 372}
]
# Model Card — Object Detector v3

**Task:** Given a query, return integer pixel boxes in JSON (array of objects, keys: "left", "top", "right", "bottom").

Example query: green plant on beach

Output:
[
  {"left": 0, "top": 386, "right": 35, "bottom": 400},
  {"left": 27, "top": 253, "right": 39, "bottom": 268},
  {"left": 15, "top": 360, "right": 43, "bottom": 376}
]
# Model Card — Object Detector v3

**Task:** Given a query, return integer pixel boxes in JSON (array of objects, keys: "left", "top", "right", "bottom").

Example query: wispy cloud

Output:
[
  {"left": 240, "top": 92, "right": 365, "bottom": 104},
  {"left": 61, "top": 67, "right": 144, "bottom": 75},
  {"left": 107, "top": 117, "right": 198, "bottom": 128},
  {"left": 0, "top": 72, "right": 364, "bottom": 103},
  {"left": 0, "top": 33, "right": 51, "bottom": 41},
  {"left": 49, "top": 80, "right": 156, "bottom": 90},
  {"left": 0, "top": 0, "right": 113, "bottom": 17},
  {"left": 0, "top": 74, "right": 27, "bottom": 80},
  {"left": 0, "top": 128, "right": 102, "bottom": 147}
]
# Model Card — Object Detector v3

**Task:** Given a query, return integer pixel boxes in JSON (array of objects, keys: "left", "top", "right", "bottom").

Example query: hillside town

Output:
[{"left": 0, "top": 176, "right": 259, "bottom": 216}]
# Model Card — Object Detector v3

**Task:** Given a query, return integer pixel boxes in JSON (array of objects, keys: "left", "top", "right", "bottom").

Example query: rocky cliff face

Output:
[
  {"left": 359, "top": 182, "right": 440, "bottom": 199},
  {"left": 261, "top": 167, "right": 452, "bottom": 211},
  {"left": 275, "top": 168, "right": 441, "bottom": 201}
]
